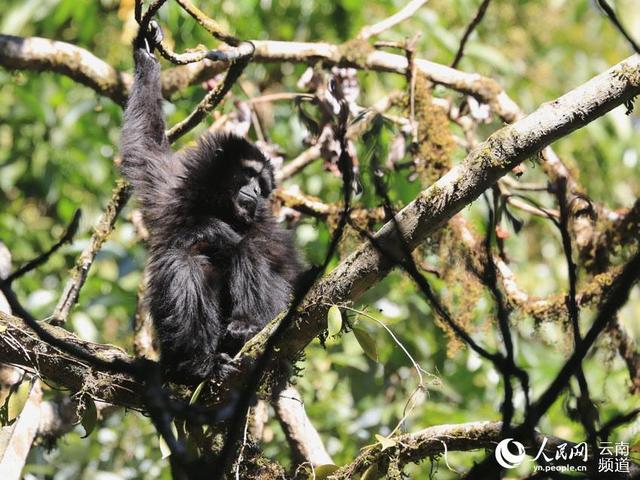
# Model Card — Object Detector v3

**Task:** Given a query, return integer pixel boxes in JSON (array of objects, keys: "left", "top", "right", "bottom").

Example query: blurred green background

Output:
[{"left": 1, "top": 0, "right": 639, "bottom": 478}]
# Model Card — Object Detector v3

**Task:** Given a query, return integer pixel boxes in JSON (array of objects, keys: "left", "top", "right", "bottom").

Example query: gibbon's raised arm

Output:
[{"left": 120, "top": 27, "right": 175, "bottom": 236}]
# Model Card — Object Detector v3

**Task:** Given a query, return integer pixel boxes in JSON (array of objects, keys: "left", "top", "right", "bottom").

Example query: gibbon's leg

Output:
[
  {"left": 223, "top": 250, "right": 292, "bottom": 354},
  {"left": 146, "top": 248, "right": 228, "bottom": 380}
]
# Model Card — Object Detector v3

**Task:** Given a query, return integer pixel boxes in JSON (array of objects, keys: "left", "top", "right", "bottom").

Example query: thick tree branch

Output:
[
  {"left": 272, "top": 384, "right": 333, "bottom": 467},
  {"left": 330, "top": 421, "right": 640, "bottom": 479},
  {"left": 0, "top": 310, "right": 141, "bottom": 408},
  {"left": 0, "top": 34, "right": 225, "bottom": 103},
  {"left": 0, "top": 34, "right": 130, "bottom": 105}
]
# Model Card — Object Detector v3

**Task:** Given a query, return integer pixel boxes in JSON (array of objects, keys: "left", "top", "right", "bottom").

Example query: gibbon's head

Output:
[{"left": 181, "top": 133, "right": 275, "bottom": 226}]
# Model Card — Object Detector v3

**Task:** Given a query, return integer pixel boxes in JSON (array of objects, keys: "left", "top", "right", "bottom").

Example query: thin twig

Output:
[
  {"left": 51, "top": 182, "right": 130, "bottom": 325},
  {"left": 174, "top": 0, "right": 241, "bottom": 46},
  {"left": 358, "top": 0, "right": 429, "bottom": 40},
  {"left": 156, "top": 42, "right": 259, "bottom": 65},
  {"left": 276, "top": 146, "right": 321, "bottom": 182},
  {"left": 332, "top": 304, "right": 437, "bottom": 439},
  {"left": 249, "top": 92, "right": 314, "bottom": 104},
  {"left": 555, "top": 178, "right": 597, "bottom": 441},
  {"left": 234, "top": 416, "right": 250, "bottom": 480},
  {"left": 505, "top": 196, "right": 559, "bottom": 218},
  {"left": 597, "top": 0, "right": 640, "bottom": 53},
  {"left": 166, "top": 43, "right": 255, "bottom": 142},
  {"left": 450, "top": 0, "right": 491, "bottom": 69},
  {"left": 5, "top": 209, "right": 81, "bottom": 285}
]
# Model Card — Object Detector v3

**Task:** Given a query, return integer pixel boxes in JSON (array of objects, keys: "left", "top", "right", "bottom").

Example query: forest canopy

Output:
[{"left": 0, "top": 0, "right": 639, "bottom": 479}]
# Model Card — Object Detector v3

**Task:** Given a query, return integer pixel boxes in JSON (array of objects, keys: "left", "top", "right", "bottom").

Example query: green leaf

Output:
[
  {"left": 361, "top": 463, "right": 379, "bottom": 480},
  {"left": 159, "top": 422, "right": 179, "bottom": 459},
  {"left": 353, "top": 327, "right": 378, "bottom": 362},
  {"left": 189, "top": 381, "right": 206, "bottom": 405},
  {"left": 327, "top": 305, "right": 342, "bottom": 337},
  {"left": 80, "top": 398, "right": 97, "bottom": 438},
  {"left": 314, "top": 464, "right": 339, "bottom": 479},
  {"left": 375, "top": 434, "right": 397, "bottom": 451},
  {"left": 158, "top": 435, "right": 171, "bottom": 460}
]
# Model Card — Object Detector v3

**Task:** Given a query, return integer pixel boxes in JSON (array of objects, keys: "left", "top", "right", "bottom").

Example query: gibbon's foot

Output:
[
  {"left": 211, "top": 352, "right": 241, "bottom": 381},
  {"left": 226, "top": 319, "right": 260, "bottom": 339},
  {"left": 164, "top": 352, "right": 239, "bottom": 384},
  {"left": 222, "top": 319, "right": 260, "bottom": 354}
]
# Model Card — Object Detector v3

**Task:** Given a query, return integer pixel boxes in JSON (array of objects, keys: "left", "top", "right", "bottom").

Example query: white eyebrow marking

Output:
[{"left": 240, "top": 159, "right": 263, "bottom": 173}]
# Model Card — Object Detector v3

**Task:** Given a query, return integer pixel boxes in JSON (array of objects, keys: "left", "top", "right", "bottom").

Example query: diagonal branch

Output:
[
  {"left": 0, "top": 310, "right": 142, "bottom": 408},
  {"left": 450, "top": 0, "right": 491, "bottom": 69},
  {"left": 51, "top": 181, "right": 131, "bottom": 325},
  {"left": 235, "top": 53, "right": 640, "bottom": 374}
]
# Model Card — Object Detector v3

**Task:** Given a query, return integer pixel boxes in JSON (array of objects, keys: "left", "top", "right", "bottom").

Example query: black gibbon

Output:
[{"left": 120, "top": 24, "right": 302, "bottom": 381}]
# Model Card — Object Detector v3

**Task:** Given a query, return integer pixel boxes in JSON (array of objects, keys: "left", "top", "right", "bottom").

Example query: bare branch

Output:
[
  {"left": 51, "top": 181, "right": 131, "bottom": 325},
  {"left": 276, "top": 146, "right": 321, "bottom": 182},
  {"left": 5, "top": 210, "right": 81, "bottom": 285},
  {"left": 156, "top": 41, "right": 258, "bottom": 65},
  {"left": 0, "top": 34, "right": 130, "bottom": 105},
  {"left": 450, "top": 0, "right": 491, "bottom": 69},
  {"left": 174, "top": 0, "right": 241, "bottom": 46},
  {"left": 0, "top": 34, "right": 228, "bottom": 101},
  {"left": 0, "top": 33, "right": 521, "bottom": 121},
  {"left": 272, "top": 384, "right": 333, "bottom": 467},
  {"left": 250, "top": 40, "right": 521, "bottom": 121},
  {"left": 275, "top": 189, "right": 385, "bottom": 222}
]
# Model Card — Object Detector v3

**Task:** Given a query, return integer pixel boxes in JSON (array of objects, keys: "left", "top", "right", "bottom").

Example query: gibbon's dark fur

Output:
[{"left": 120, "top": 28, "right": 302, "bottom": 380}]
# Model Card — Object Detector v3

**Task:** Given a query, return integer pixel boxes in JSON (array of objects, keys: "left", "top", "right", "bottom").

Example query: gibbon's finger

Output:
[{"left": 148, "top": 20, "right": 164, "bottom": 46}]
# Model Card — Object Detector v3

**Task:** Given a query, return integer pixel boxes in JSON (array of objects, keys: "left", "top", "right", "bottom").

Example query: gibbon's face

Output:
[{"left": 231, "top": 157, "right": 274, "bottom": 224}]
